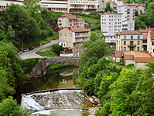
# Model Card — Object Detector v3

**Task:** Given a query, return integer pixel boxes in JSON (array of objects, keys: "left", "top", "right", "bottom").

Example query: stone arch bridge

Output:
[{"left": 31, "top": 57, "right": 80, "bottom": 77}]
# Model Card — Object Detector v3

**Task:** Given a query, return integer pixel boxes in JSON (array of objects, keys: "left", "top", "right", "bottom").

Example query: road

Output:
[{"left": 20, "top": 40, "right": 59, "bottom": 59}]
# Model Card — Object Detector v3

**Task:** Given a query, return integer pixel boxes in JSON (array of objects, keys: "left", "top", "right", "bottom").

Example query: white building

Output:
[
  {"left": 117, "top": 4, "right": 135, "bottom": 30},
  {"left": 101, "top": 13, "right": 122, "bottom": 43},
  {"left": 0, "top": 0, "right": 105, "bottom": 13}
]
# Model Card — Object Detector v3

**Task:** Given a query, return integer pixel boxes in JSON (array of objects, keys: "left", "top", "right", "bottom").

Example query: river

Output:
[{"left": 19, "top": 66, "right": 98, "bottom": 116}]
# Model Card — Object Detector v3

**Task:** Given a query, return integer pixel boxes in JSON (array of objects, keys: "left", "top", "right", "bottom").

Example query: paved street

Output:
[{"left": 20, "top": 40, "right": 59, "bottom": 59}]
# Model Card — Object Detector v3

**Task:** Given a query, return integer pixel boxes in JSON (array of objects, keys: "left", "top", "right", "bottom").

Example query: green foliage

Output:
[
  {"left": 72, "top": 13, "right": 100, "bottom": 24},
  {"left": 80, "top": 30, "right": 111, "bottom": 65},
  {"left": 21, "top": 58, "right": 39, "bottom": 74},
  {"left": 135, "top": 2, "right": 154, "bottom": 29},
  {"left": 105, "top": 2, "right": 112, "bottom": 13},
  {"left": 48, "top": 63, "right": 71, "bottom": 70},
  {"left": 0, "top": 97, "right": 28, "bottom": 116},
  {"left": 37, "top": 50, "right": 57, "bottom": 57},
  {"left": 51, "top": 44, "right": 63, "bottom": 56},
  {"left": 90, "top": 25, "right": 100, "bottom": 31},
  {"left": 97, "top": 62, "right": 154, "bottom": 115}
]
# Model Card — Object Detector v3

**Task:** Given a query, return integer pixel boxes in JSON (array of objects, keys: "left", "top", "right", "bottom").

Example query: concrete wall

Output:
[
  {"left": 115, "top": 57, "right": 121, "bottom": 62},
  {"left": 135, "top": 62, "right": 148, "bottom": 69},
  {"left": 125, "top": 60, "right": 134, "bottom": 65}
]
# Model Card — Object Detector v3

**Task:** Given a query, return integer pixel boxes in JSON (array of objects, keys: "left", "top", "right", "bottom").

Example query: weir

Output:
[{"left": 21, "top": 88, "right": 93, "bottom": 113}]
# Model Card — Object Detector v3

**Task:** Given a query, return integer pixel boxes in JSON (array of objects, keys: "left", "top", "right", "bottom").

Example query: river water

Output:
[{"left": 20, "top": 66, "right": 96, "bottom": 116}]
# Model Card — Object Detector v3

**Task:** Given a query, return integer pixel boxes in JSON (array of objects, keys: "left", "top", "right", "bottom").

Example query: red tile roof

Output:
[
  {"left": 116, "top": 51, "right": 154, "bottom": 63},
  {"left": 117, "top": 30, "right": 141, "bottom": 35},
  {"left": 60, "top": 14, "right": 84, "bottom": 21}
]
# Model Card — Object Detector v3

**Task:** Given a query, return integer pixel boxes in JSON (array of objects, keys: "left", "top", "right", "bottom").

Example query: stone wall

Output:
[{"left": 31, "top": 57, "right": 80, "bottom": 77}]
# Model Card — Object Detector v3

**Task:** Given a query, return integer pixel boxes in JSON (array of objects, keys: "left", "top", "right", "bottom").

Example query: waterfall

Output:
[{"left": 21, "top": 89, "right": 92, "bottom": 112}]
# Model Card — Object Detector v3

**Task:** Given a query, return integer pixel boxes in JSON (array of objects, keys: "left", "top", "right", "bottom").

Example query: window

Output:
[
  {"left": 131, "top": 36, "right": 133, "bottom": 39},
  {"left": 124, "top": 47, "right": 126, "bottom": 51},
  {"left": 137, "top": 41, "right": 140, "bottom": 45},
  {"left": 65, "top": 33, "right": 67, "bottom": 36},
  {"left": 124, "top": 41, "right": 126, "bottom": 45},
  {"left": 138, "top": 35, "right": 140, "bottom": 39},
  {"left": 137, "top": 47, "right": 140, "bottom": 51},
  {"left": 124, "top": 35, "right": 126, "bottom": 39},
  {"left": 152, "top": 42, "right": 154, "bottom": 45},
  {"left": 143, "top": 40, "right": 147, "bottom": 43}
]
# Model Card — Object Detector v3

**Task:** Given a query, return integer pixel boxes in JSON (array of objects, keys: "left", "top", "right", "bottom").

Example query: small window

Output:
[
  {"left": 137, "top": 41, "right": 140, "bottom": 45},
  {"left": 131, "top": 36, "right": 133, "bottom": 39},
  {"left": 137, "top": 47, "right": 140, "bottom": 51},
  {"left": 138, "top": 35, "right": 140, "bottom": 39},
  {"left": 152, "top": 42, "right": 154, "bottom": 45},
  {"left": 65, "top": 33, "right": 67, "bottom": 36},
  {"left": 124, "top": 41, "right": 126, "bottom": 45},
  {"left": 124, "top": 47, "right": 126, "bottom": 51},
  {"left": 124, "top": 36, "right": 126, "bottom": 39}
]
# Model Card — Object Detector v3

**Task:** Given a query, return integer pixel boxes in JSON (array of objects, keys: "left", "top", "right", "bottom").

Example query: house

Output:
[
  {"left": 115, "top": 51, "right": 154, "bottom": 69},
  {"left": 58, "top": 14, "right": 85, "bottom": 28},
  {"left": 116, "top": 30, "right": 143, "bottom": 51},
  {"left": 147, "top": 28, "right": 154, "bottom": 56},
  {"left": 116, "top": 28, "right": 154, "bottom": 55},
  {"left": 58, "top": 26, "right": 90, "bottom": 57}
]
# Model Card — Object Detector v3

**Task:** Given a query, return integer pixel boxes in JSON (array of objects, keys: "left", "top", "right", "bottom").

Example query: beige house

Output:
[
  {"left": 147, "top": 29, "right": 154, "bottom": 56},
  {"left": 116, "top": 30, "right": 143, "bottom": 51},
  {"left": 58, "top": 14, "right": 85, "bottom": 28},
  {"left": 59, "top": 26, "right": 90, "bottom": 57}
]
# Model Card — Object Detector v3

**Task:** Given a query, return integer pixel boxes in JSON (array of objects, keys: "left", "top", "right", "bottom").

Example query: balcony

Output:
[{"left": 128, "top": 44, "right": 136, "bottom": 47}]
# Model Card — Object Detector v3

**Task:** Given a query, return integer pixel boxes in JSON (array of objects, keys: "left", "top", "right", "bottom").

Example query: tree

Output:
[
  {"left": 4, "top": 4, "right": 41, "bottom": 47},
  {"left": 105, "top": 2, "right": 112, "bottom": 13},
  {"left": 81, "top": 30, "right": 111, "bottom": 65},
  {"left": 0, "top": 97, "right": 28, "bottom": 116},
  {"left": 51, "top": 44, "right": 63, "bottom": 56}
]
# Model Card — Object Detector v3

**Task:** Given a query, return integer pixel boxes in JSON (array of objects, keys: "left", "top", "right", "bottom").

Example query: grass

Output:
[
  {"left": 72, "top": 13, "right": 100, "bottom": 24},
  {"left": 37, "top": 50, "right": 57, "bottom": 57},
  {"left": 48, "top": 63, "right": 71, "bottom": 70}
]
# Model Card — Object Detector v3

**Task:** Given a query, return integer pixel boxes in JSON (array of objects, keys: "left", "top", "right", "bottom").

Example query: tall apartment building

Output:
[
  {"left": 101, "top": 13, "right": 122, "bottom": 35},
  {"left": 0, "top": 0, "right": 105, "bottom": 13},
  {"left": 117, "top": 4, "right": 135, "bottom": 30},
  {"left": 101, "top": 13, "right": 122, "bottom": 43},
  {"left": 58, "top": 14, "right": 85, "bottom": 28}
]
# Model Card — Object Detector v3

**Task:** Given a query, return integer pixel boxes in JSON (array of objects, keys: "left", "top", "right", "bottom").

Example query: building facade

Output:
[
  {"left": 116, "top": 30, "right": 143, "bottom": 51},
  {"left": 0, "top": 0, "right": 105, "bottom": 13},
  {"left": 147, "top": 29, "right": 154, "bottom": 56},
  {"left": 59, "top": 26, "right": 90, "bottom": 57},
  {"left": 58, "top": 14, "right": 85, "bottom": 28},
  {"left": 117, "top": 4, "right": 135, "bottom": 30}
]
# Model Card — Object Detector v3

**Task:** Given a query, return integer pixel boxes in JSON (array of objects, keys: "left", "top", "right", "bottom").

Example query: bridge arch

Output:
[{"left": 31, "top": 57, "right": 80, "bottom": 77}]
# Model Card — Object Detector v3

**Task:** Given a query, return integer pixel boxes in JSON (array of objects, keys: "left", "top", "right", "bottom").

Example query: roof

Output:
[
  {"left": 110, "top": 0, "right": 117, "bottom": 5},
  {"left": 59, "top": 26, "right": 90, "bottom": 33},
  {"left": 117, "top": 30, "right": 141, "bottom": 35},
  {"left": 116, "top": 51, "right": 154, "bottom": 63},
  {"left": 60, "top": 14, "right": 84, "bottom": 21}
]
